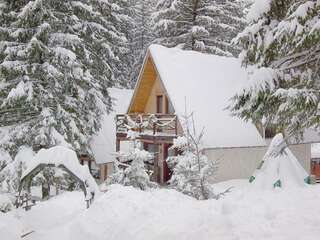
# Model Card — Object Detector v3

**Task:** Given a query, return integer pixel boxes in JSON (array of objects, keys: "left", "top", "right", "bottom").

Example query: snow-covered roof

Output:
[
  {"left": 90, "top": 88, "right": 133, "bottom": 164},
  {"left": 289, "top": 128, "right": 320, "bottom": 145},
  {"left": 148, "top": 45, "right": 266, "bottom": 149}
]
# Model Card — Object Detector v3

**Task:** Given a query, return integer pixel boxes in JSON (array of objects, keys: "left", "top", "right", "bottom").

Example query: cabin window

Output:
[
  {"left": 157, "top": 95, "right": 163, "bottom": 113},
  {"left": 165, "top": 97, "right": 174, "bottom": 114}
]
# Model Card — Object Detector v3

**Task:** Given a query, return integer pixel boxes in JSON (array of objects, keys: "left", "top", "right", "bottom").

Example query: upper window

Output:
[
  {"left": 157, "top": 95, "right": 163, "bottom": 113},
  {"left": 166, "top": 97, "right": 174, "bottom": 114}
]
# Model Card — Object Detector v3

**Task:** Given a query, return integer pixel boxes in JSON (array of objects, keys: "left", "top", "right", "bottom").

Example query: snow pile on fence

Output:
[
  {"left": 0, "top": 193, "right": 13, "bottom": 213},
  {"left": 250, "top": 133, "right": 309, "bottom": 189},
  {"left": 21, "top": 146, "right": 99, "bottom": 196}
]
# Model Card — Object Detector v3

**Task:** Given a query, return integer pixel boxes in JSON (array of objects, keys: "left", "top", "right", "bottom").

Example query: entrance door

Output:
[
  {"left": 311, "top": 159, "right": 320, "bottom": 182},
  {"left": 163, "top": 144, "right": 173, "bottom": 183},
  {"left": 143, "top": 143, "right": 159, "bottom": 182}
]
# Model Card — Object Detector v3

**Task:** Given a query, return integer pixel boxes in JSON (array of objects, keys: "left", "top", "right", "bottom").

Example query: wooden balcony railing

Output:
[{"left": 116, "top": 114, "right": 178, "bottom": 137}]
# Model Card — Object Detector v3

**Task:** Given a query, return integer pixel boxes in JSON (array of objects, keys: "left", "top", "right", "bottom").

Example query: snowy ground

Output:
[{"left": 1, "top": 180, "right": 320, "bottom": 240}]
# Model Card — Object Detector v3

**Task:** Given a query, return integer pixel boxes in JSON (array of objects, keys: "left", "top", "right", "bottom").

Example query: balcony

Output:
[{"left": 116, "top": 114, "right": 178, "bottom": 142}]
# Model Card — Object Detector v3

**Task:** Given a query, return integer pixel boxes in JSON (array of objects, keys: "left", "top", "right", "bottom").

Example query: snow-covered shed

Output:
[
  {"left": 118, "top": 45, "right": 315, "bottom": 183},
  {"left": 90, "top": 88, "right": 133, "bottom": 181}
]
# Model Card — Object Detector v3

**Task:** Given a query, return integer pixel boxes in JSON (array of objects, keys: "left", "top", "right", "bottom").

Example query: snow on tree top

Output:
[
  {"left": 148, "top": 45, "right": 266, "bottom": 149},
  {"left": 246, "top": 0, "right": 272, "bottom": 22}
]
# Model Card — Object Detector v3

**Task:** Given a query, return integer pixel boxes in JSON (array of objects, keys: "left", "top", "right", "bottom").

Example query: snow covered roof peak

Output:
[{"left": 146, "top": 45, "right": 266, "bottom": 148}]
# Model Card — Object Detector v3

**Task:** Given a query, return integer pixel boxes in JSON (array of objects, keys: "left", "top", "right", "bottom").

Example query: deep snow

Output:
[{"left": 1, "top": 181, "right": 320, "bottom": 240}]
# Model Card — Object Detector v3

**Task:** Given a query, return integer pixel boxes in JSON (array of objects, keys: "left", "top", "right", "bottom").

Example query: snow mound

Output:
[
  {"left": 0, "top": 211, "right": 21, "bottom": 240},
  {"left": 250, "top": 133, "right": 309, "bottom": 189},
  {"left": 21, "top": 146, "right": 99, "bottom": 196},
  {"left": 39, "top": 184, "right": 320, "bottom": 240},
  {"left": 3, "top": 183, "right": 320, "bottom": 240}
]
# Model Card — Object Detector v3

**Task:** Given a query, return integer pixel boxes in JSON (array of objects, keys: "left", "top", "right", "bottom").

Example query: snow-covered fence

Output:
[
  {"left": 17, "top": 146, "right": 100, "bottom": 208},
  {"left": 15, "top": 192, "right": 36, "bottom": 211},
  {"left": 116, "top": 114, "right": 178, "bottom": 136}
]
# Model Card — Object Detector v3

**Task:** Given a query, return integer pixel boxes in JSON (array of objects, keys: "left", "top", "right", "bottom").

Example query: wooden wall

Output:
[{"left": 129, "top": 55, "right": 157, "bottom": 113}]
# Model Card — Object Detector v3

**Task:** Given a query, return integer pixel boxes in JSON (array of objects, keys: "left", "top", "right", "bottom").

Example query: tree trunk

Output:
[{"left": 191, "top": 0, "right": 200, "bottom": 49}]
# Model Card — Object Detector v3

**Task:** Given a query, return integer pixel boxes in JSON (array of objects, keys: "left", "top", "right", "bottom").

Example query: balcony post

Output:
[
  {"left": 116, "top": 138, "right": 120, "bottom": 152},
  {"left": 175, "top": 117, "right": 178, "bottom": 136}
]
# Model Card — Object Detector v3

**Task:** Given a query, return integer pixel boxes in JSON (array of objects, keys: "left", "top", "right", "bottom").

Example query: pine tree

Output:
[
  {"left": 230, "top": 0, "right": 320, "bottom": 136},
  {"left": 167, "top": 116, "right": 219, "bottom": 200},
  {"left": 107, "top": 130, "right": 157, "bottom": 190},
  {"left": 153, "top": 0, "right": 246, "bottom": 56},
  {"left": 0, "top": 0, "right": 127, "bottom": 156},
  {"left": 104, "top": 0, "right": 134, "bottom": 88},
  {"left": 128, "top": 0, "right": 155, "bottom": 85}
]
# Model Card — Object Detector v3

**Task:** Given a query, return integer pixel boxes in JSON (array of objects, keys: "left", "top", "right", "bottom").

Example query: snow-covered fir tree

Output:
[
  {"left": 167, "top": 115, "right": 219, "bottom": 200},
  {"left": 128, "top": 0, "right": 155, "bottom": 85},
  {"left": 230, "top": 0, "right": 320, "bottom": 136},
  {"left": 0, "top": 0, "right": 128, "bottom": 157},
  {"left": 107, "top": 130, "right": 157, "bottom": 190},
  {"left": 105, "top": 0, "right": 134, "bottom": 88},
  {"left": 153, "top": 0, "right": 246, "bottom": 56}
]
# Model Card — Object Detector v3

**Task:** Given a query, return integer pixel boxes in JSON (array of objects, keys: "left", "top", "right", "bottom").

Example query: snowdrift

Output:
[
  {"left": 2, "top": 183, "right": 320, "bottom": 240},
  {"left": 37, "top": 185, "right": 320, "bottom": 240},
  {"left": 250, "top": 133, "right": 309, "bottom": 189}
]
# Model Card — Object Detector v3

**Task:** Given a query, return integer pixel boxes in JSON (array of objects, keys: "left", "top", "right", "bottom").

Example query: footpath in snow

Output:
[{"left": 1, "top": 181, "right": 320, "bottom": 240}]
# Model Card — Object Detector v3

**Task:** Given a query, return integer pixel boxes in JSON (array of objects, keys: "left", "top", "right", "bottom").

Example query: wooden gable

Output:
[{"left": 128, "top": 53, "right": 158, "bottom": 113}]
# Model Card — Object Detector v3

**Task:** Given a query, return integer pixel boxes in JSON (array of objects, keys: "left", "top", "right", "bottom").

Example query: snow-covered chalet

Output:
[{"left": 114, "top": 45, "right": 317, "bottom": 184}]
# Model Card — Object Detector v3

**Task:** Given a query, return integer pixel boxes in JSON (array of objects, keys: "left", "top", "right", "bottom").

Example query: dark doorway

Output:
[{"left": 163, "top": 144, "right": 173, "bottom": 183}]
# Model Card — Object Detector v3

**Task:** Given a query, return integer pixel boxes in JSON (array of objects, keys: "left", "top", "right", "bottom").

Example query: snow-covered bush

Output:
[
  {"left": 0, "top": 149, "right": 12, "bottom": 172},
  {"left": 167, "top": 116, "right": 220, "bottom": 200},
  {"left": 107, "top": 131, "right": 157, "bottom": 190},
  {"left": 0, "top": 146, "right": 33, "bottom": 193},
  {"left": 0, "top": 194, "right": 13, "bottom": 213}
]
